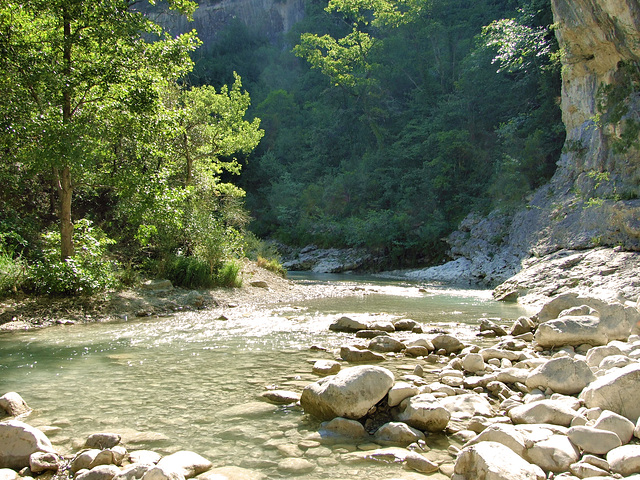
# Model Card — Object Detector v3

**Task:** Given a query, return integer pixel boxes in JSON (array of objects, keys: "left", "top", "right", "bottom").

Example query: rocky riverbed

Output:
[{"left": 3, "top": 289, "right": 640, "bottom": 479}]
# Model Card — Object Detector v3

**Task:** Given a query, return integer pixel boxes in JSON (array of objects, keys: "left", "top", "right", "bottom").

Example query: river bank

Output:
[
  {"left": 0, "top": 259, "right": 367, "bottom": 332},
  {"left": 3, "top": 246, "right": 640, "bottom": 332}
]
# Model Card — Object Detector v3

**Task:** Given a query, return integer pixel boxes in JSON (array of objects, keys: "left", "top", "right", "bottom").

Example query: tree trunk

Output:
[
  {"left": 184, "top": 132, "right": 193, "bottom": 185},
  {"left": 59, "top": 6, "right": 74, "bottom": 261},
  {"left": 59, "top": 165, "right": 74, "bottom": 260}
]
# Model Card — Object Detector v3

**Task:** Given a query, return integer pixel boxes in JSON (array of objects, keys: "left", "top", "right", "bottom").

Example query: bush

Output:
[
  {"left": 163, "top": 256, "right": 243, "bottom": 288},
  {"left": 0, "top": 253, "right": 26, "bottom": 296},
  {"left": 163, "top": 255, "right": 216, "bottom": 289},
  {"left": 256, "top": 256, "right": 286, "bottom": 278},
  {"left": 216, "top": 260, "right": 243, "bottom": 288},
  {"left": 27, "top": 219, "right": 119, "bottom": 295}
]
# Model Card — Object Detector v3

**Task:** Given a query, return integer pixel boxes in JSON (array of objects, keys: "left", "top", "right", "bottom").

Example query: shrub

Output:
[
  {"left": 0, "top": 253, "right": 26, "bottom": 296},
  {"left": 162, "top": 255, "right": 243, "bottom": 288},
  {"left": 163, "top": 255, "right": 216, "bottom": 289},
  {"left": 216, "top": 260, "right": 243, "bottom": 288},
  {"left": 27, "top": 219, "right": 119, "bottom": 295},
  {"left": 256, "top": 256, "right": 286, "bottom": 278}
]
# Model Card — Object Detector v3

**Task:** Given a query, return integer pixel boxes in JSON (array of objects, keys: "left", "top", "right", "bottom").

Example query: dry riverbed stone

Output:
[
  {"left": 454, "top": 441, "right": 545, "bottom": 480},
  {"left": 300, "top": 365, "right": 395, "bottom": 421}
]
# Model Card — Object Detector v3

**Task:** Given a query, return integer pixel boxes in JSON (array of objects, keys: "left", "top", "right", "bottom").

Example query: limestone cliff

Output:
[
  {"left": 506, "top": 0, "right": 640, "bottom": 256},
  {"left": 410, "top": 1, "right": 640, "bottom": 302},
  {"left": 148, "top": 0, "right": 305, "bottom": 46},
  {"left": 488, "top": 0, "right": 640, "bottom": 303}
]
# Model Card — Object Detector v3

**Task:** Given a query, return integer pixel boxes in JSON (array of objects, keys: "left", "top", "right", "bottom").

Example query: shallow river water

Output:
[{"left": 0, "top": 274, "right": 530, "bottom": 479}]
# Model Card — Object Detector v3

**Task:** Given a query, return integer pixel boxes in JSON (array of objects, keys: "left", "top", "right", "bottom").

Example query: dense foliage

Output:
[
  {"left": 0, "top": 0, "right": 564, "bottom": 296},
  {"left": 191, "top": 0, "right": 564, "bottom": 267},
  {"left": 0, "top": 0, "right": 263, "bottom": 295}
]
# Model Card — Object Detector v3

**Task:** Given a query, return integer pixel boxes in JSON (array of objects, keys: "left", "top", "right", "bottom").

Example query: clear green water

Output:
[{"left": 0, "top": 276, "right": 529, "bottom": 478}]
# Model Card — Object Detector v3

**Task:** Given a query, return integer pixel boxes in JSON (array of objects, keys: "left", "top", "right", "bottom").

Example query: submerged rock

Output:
[
  {"left": 156, "top": 450, "right": 212, "bottom": 478},
  {"left": 339, "top": 346, "right": 385, "bottom": 363},
  {"left": 199, "top": 466, "right": 267, "bottom": 480},
  {"left": 260, "top": 390, "right": 300, "bottom": 405}
]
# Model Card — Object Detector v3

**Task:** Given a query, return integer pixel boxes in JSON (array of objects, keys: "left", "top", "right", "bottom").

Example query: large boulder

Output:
[
  {"left": 607, "top": 445, "right": 640, "bottom": 476},
  {"left": 431, "top": 334, "right": 464, "bottom": 354},
  {"left": 463, "top": 424, "right": 528, "bottom": 458},
  {"left": 579, "top": 363, "right": 640, "bottom": 422},
  {"left": 524, "top": 434, "right": 579, "bottom": 473},
  {"left": 534, "top": 315, "right": 608, "bottom": 347},
  {"left": 395, "top": 393, "right": 451, "bottom": 432},
  {"left": 0, "top": 393, "right": 31, "bottom": 418},
  {"left": 567, "top": 426, "right": 621, "bottom": 454},
  {"left": 533, "top": 294, "right": 640, "bottom": 347},
  {"left": 438, "top": 393, "right": 494, "bottom": 421},
  {"left": 0, "top": 420, "right": 56, "bottom": 470},
  {"left": 300, "top": 365, "right": 395, "bottom": 421},
  {"left": 525, "top": 356, "right": 596, "bottom": 395},
  {"left": 593, "top": 410, "right": 636, "bottom": 444},
  {"left": 454, "top": 441, "right": 545, "bottom": 480},
  {"left": 508, "top": 400, "right": 578, "bottom": 427}
]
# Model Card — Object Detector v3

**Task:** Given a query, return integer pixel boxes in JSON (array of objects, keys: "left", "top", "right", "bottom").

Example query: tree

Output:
[
  {"left": 176, "top": 75, "right": 264, "bottom": 187},
  {"left": 0, "top": 0, "right": 199, "bottom": 260}
]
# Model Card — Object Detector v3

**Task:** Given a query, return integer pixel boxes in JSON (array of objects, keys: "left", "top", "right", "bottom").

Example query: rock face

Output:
[
  {"left": 405, "top": 0, "right": 640, "bottom": 301},
  {"left": 300, "top": 365, "right": 395, "bottom": 421},
  {"left": 282, "top": 246, "right": 377, "bottom": 273},
  {"left": 511, "top": 0, "right": 640, "bottom": 255}
]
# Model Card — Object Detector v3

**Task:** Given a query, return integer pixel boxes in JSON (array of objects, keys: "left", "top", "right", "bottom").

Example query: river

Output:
[{"left": 0, "top": 274, "right": 530, "bottom": 479}]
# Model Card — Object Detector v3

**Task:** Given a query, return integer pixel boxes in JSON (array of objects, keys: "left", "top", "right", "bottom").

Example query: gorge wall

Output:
[
  {"left": 423, "top": 0, "right": 640, "bottom": 303},
  {"left": 148, "top": 0, "right": 305, "bottom": 46},
  {"left": 502, "top": 0, "right": 640, "bottom": 257}
]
